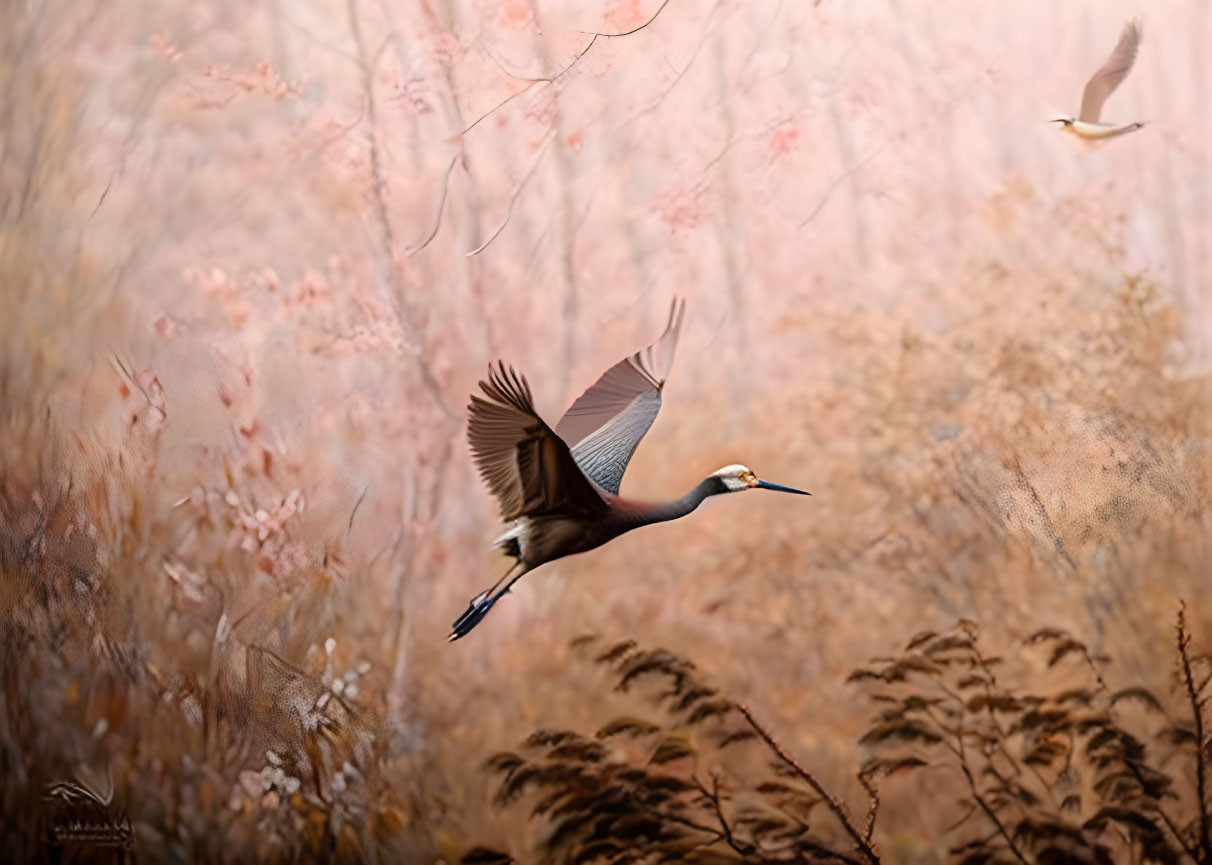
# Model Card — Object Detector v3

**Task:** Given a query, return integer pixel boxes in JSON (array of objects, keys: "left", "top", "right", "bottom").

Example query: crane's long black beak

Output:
[{"left": 755, "top": 479, "right": 811, "bottom": 495}]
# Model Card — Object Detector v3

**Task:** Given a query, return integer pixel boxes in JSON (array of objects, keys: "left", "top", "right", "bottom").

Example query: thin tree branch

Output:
[
  {"left": 739, "top": 704, "right": 880, "bottom": 863},
  {"left": 463, "top": 132, "right": 554, "bottom": 256},
  {"left": 404, "top": 151, "right": 459, "bottom": 255},
  {"left": 346, "top": 485, "right": 368, "bottom": 535},
  {"left": 798, "top": 151, "right": 881, "bottom": 229},
  {"left": 1178, "top": 604, "right": 1212, "bottom": 859},
  {"left": 346, "top": 0, "right": 455, "bottom": 419},
  {"left": 1148, "top": 801, "right": 1201, "bottom": 865},
  {"left": 460, "top": 40, "right": 594, "bottom": 138},
  {"left": 628, "top": 1, "right": 721, "bottom": 123},
  {"left": 1010, "top": 456, "right": 1077, "bottom": 573},
  {"left": 798, "top": 67, "right": 987, "bottom": 231},
  {"left": 693, "top": 772, "right": 752, "bottom": 859},
  {"left": 858, "top": 771, "right": 880, "bottom": 845},
  {"left": 961, "top": 641, "right": 1060, "bottom": 811},
  {"left": 925, "top": 701, "right": 1030, "bottom": 865},
  {"left": 347, "top": 0, "right": 397, "bottom": 257},
  {"left": 954, "top": 757, "right": 1030, "bottom": 864},
  {"left": 459, "top": 0, "right": 671, "bottom": 137},
  {"left": 109, "top": 354, "right": 166, "bottom": 421},
  {"left": 405, "top": 0, "right": 674, "bottom": 262},
  {"left": 577, "top": 0, "right": 672, "bottom": 38},
  {"left": 661, "top": 811, "right": 728, "bottom": 848},
  {"left": 89, "top": 174, "right": 113, "bottom": 220}
]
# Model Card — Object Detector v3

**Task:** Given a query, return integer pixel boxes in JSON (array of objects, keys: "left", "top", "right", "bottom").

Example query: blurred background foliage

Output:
[{"left": 2, "top": 0, "right": 1210, "bottom": 861}]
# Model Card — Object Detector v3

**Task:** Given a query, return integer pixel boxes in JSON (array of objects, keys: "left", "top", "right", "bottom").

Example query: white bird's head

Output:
[{"left": 710, "top": 464, "right": 811, "bottom": 496}]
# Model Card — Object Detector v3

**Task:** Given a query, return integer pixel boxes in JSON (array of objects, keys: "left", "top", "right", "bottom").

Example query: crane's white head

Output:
[{"left": 711, "top": 464, "right": 811, "bottom": 495}]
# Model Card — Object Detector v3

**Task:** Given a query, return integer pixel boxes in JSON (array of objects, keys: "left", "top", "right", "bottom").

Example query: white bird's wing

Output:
[
  {"left": 1078, "top": 19, "right": 1141, "bottom": 123},
  {"left": 555, "top": 298, "right": 686, "bottom": 495}
]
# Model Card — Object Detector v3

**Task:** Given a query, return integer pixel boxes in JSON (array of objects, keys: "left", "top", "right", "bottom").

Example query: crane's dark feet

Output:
[{"left": 449, "top": 591, "right": 496, "bottom": 641}]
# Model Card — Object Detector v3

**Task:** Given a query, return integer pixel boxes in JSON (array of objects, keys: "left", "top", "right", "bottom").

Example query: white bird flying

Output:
[{"left": 1051, "top": 19, "right": 1144, "bottom": 141}]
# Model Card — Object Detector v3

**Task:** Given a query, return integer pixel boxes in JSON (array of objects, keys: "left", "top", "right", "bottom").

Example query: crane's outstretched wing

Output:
[
  {"left": 1078, "top": 19, "right": 1141, "bottom": 122},
  {"left": 468, "top": 362, "right": 608, "bottom": 521},
  {"left": 555, "top": 298, "right": 686, "bottom": 495}
]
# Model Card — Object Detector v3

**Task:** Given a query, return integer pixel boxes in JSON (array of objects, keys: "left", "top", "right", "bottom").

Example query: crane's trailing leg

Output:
[{"left": 448, "top": 562, "right": 527, "bottom": 641}]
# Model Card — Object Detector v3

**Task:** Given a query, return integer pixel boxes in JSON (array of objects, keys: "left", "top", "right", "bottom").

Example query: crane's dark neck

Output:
[{"left": 631, "top": 475, "right": 729, "bottom": 527}]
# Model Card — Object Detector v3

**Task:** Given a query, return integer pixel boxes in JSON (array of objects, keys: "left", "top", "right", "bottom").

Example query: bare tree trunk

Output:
[
  {"left": 525, "top": 0, "right": 579, "bottom": 401},
  {"left": 711, "top": 35, "right": 750, "bottom": 414}
]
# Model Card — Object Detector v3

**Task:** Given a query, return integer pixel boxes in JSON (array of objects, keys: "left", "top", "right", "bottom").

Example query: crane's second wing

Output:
[
  {"left": 468, "top": 362, "right": 608, "bottom": 521},
  {"left": 555, "top": 298, "right": 686, "bottom": 495},
  {"left": 1078, "top": 19, "right": 1141, "bottom": 123}
]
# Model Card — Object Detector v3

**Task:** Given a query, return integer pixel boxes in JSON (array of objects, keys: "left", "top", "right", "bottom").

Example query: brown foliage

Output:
[
  {"left": 466, "top": 637, "right": 880, "bottom": 864},
  {"left": 0, "top": 373, "right": 421, "bottom": 862},
  {"left": 849, "top": 619, "right": 1212, "bottom": 864},
  {"left": 466, "top": 617, "right": 1212, "bottom": 865}
]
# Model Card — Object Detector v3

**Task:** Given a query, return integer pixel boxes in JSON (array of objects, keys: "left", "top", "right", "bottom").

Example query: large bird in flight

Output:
[{"left": 450, "top": 299, "right": 810, "bottom": 640}]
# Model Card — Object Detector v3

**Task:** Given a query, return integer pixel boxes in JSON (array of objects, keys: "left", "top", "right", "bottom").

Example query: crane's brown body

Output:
[
  {"left": 497, "top": 476, "right": 725, "bottom": 569},
  {"left": 450, "top": 300, "right": 808, "bottom": 641}
]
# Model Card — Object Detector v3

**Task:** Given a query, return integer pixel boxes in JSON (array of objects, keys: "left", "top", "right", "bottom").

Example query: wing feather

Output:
[
  {"left": 555, "top": 299, "right": 686, "bottom": 494},
  {"left": 1078, "top": 19, "right": 1141, "bottom": 123},
  {"left": 467, "top": 362, "right": 607, "bottom": 520}
]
